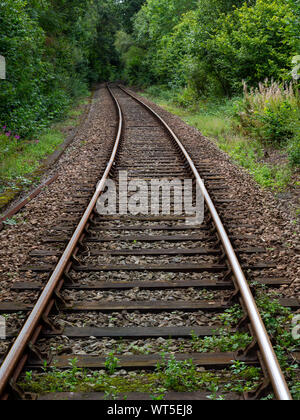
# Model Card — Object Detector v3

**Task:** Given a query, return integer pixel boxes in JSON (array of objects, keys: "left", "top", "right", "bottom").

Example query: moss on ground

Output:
[{"left": 18, "top": 362, "right": 262, "bottom": 399}]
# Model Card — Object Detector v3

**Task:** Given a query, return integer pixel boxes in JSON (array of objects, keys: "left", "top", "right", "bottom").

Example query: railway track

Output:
[{"left": 0, "top": 84, "right": 296, "bottom": 400}]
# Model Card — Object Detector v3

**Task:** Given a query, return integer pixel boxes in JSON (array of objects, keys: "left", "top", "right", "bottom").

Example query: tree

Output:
[
  {"left": 207, "top": 0, "right": 297, "bottom": 93},
  {"left": 146, "top": 0, "right": 250, "bottom": 91},
  {"left": 134, "top": 0, "right": 198, "bottom": 43},
  {"left": 130, "top": 0, "right": 297, "bottom": 94},
  {"left": 119, "top": 0, "right": 146, "bottom": 32},
  {"left": 115, "top": 31, "right": 134, "bottom": 57},
  {"left": 287, "top": 0, "right": 300, "bottom": 51},
  {"left": 0, "top": 0, "right": 127, "bottom": 136}
]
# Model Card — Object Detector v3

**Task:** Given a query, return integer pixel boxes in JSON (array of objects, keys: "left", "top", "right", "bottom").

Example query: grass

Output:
[
  {"left": 0, "top": 95, "right": 90, "bottom": 209},
  {"left": 217, "top": 136, "right": 293, "bottom": 190},
  {"left": 141, "top": 85, "right": 298, "bottom": 192},
  {"left": 18, "top": 357, "right": 262, "bottom": 399},
  {"left": 0, "top": 131, "right": 63, "bottom": 180}
]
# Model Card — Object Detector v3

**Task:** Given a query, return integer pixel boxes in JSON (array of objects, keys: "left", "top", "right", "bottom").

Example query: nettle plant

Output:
[
  {"left": 104, "top": 352, "right": 120, "bottom": 375},
  {"left": 156, "top": 354, "right": 198, "bottom": 392}
]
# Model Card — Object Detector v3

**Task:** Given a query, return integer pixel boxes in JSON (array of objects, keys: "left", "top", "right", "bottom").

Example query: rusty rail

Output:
[
  {"left": 0, "top": 84, "right": 123, "bottom": 398},
  {"left": 118, "top": 85, "right": 292, "bottom": 401},
  {"left": 0, "top": 175, "right": 59, "bottom": 232}
]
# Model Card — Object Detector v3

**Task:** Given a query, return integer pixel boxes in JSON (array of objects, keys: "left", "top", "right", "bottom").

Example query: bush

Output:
[
  {"left": 175, "top": 86, "right": 198, "bottom": 108},
  {"left": 288, "top": 135, "right": 300, "bottom": 166},
  {"left": 207, "top": 0, "right": 297, "bottom": 94},
  {"left": 123, "top": 46, "right": 152, "bottom": 86},
  {"left": 237, "top": 81, "right": 300, "bottom": 146}
]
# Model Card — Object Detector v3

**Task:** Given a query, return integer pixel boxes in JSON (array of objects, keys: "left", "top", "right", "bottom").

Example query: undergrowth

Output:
[
  {"left": 19, "top": 357, "right": 262, "bottom": 399},
  {"left": 18, "top": 292, "right": 299, "bottom": 400},
  {"left": 0, "top": 95, "right": 90, "bottom": 208}
]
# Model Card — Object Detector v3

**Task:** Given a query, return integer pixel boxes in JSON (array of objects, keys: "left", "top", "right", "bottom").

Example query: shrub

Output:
[
  {"left": 288, "top": 135, "right": 300, "bottom": 166},
  {"left": 207, "top": 0, "right": 297, "bottom": 94},
  {"left": 123, "top": 46, "right": 152, "bottom": 86},
  {"left": 175, "top": 86, "right": 198, "bottom": 108},
  {"left": 237, "top": 81, "right": 300, "bottom": 146},
  {"left": 156, "top": 355, "right": 198, "bottom": 391}
]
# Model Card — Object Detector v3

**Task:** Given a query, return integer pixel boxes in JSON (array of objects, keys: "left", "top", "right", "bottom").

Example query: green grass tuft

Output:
[{"left": 0, "top": 131, "right": 63, "bottom": 180}]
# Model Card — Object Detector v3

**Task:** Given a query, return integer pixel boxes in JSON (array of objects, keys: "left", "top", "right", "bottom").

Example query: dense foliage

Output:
[
  {"left": 125, "top": 0, "right": 300, "bottom": 95},
  {"left": 122, "top": 0, "right": 298, "bottom": 96},
  {"left": 0, "top": 0, "right": 139, "bottom": 137},
  {"left": 119, "top": 0, "right": 299, "bottom": 167},
  {"left": 1, "top": 0, "right": 299, "bottom": 150}
]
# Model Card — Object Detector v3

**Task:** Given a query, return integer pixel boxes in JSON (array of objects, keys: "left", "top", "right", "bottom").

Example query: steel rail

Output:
[
  {"left": 118, "top": 85, "right": 292, "bottom": 401},
  {"left": 0, "top": 84, "right": 123, "bottom": 398},
  {"left": 0, "top": 84, "right": 292, "bottom": 400}
]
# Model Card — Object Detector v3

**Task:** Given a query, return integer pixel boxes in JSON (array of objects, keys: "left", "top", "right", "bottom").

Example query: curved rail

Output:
[
  {"left": 0, "top": 84, "right": 123, "bottom": 398},
  {"left": 0, "top": 84, "right": 292, "bottom": 400},
  {"left": 118, "top": 85, "right": 292, "bottom": 401}
]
